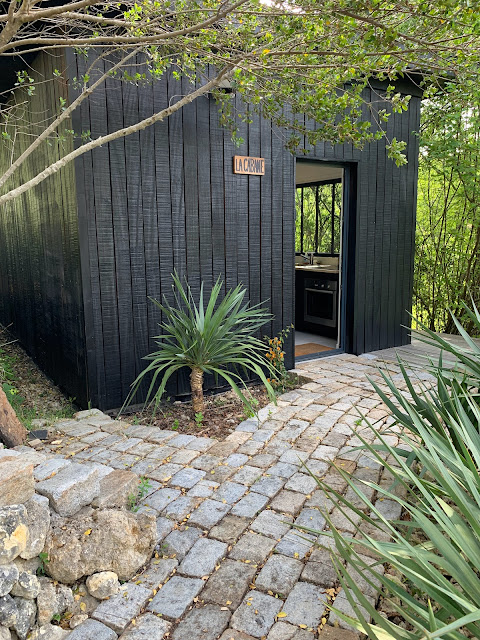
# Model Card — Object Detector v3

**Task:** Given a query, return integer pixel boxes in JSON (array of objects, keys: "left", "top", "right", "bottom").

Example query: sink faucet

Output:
[{"left": 300, "top": 252, "right": 313, "bottom": 265}]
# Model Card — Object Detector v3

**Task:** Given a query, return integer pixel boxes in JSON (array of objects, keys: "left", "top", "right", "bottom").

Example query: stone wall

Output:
[{"left": 0, "top": 410, "right": 156, "bottom": 639}]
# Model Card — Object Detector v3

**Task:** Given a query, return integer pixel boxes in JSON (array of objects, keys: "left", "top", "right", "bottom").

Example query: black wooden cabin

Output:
[{"left": 0, "top": 51, "right": 421, "bottom": 410}]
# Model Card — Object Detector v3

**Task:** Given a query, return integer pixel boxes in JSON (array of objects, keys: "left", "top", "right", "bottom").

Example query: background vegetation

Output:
[
  {"left": 414, "top": 85, "right": 480, "bottom": 335},
  {"left": 295, "top": 184, "right": 342, "bottom": 254}
]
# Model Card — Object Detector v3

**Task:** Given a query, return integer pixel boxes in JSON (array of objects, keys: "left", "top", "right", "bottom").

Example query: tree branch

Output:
[
  {"left": 0, "top": 66, "right": 234, "bottom": 207},
  {"left": 0, "top": 49, "right": 138, "bottom": 190},
  {"left": 0, "top": 0, "right": 28, "bottom": 49},
  {"left": 335, "top": 9, "right": 432, "bottom": 46},
  {"left": 10, "top": 0, "right": 98, "bottom": 22},
  {"left": 0, "top": 0, "right": 250, "bottom": 53},
  {"left": 51, "top": 12, "right": 132, "bottom": 27}
]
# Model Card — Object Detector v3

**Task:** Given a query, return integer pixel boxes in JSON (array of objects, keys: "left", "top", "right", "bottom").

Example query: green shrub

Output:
[{"left": 123, "top": 273, "right": 277, "bottom": 415}]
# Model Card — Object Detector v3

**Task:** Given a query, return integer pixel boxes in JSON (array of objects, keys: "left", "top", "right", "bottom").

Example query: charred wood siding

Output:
[
  {"left": 68, "top": 55, "right": 297, "bottom": 409},
  {"left": 0, "top": 50, "right": 421, "bottom": 410},
  {"left": 0, "top": 51, "right": 88, "bottom": 407}
]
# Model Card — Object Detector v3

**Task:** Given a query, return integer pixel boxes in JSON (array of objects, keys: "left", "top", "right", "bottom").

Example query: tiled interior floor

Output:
[{"left": 295, "top": 330, "right": 337, "bottom": 350}]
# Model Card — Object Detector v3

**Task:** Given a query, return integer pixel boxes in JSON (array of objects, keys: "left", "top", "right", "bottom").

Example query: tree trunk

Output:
[
  {"left": 190, "top": 367, "right": 205, "bottom": 414},
  {"left": 0, "top": 386, "right": 27, "bottom": 447}
]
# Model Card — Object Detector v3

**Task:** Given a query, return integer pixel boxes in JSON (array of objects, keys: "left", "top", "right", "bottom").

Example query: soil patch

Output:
[
  {"left": 120, "top": 374, "right": 308, "bottom": 439},
  {"left": 1, "top": 325, "right": 308, "bottom": 439},
  {"left": 120, "top": 385, "right": 270, "bottom": 439},
  {"left": 0, "top": 325, "right": 76, "bottom": 428}
]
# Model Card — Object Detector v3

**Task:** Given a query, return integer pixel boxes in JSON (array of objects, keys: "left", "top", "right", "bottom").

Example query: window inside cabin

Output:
[{"left": 295, "top": 181, "right": 342, "bottom": 254}]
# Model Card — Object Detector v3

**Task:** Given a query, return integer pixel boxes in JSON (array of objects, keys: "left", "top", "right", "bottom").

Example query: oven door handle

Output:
[{"left": 305, "top": 288, "right": 335, "bottom": 294}]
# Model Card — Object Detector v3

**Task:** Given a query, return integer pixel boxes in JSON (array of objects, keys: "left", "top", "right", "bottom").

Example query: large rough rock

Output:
[
  {"left": 0, "top": 506, "right": 28, "bottom": 564},
  {"left": 29, "top": 624, "right": 71, "bottom": 639},
  {"left": 0, "top": 387, "right": 27, "bottom": 448},
  {"left": 34, "top": 459, "right": 71, "bottom": 483},
  {"left": 13, "top": 597, "right": 36, "bottom": 640},
  {"left": 0, "top": 459, "right": 34, "bottom": 508},
  {"left": 7, "top": 448, "right": 46, "bottom": 468},
  {"left": 0, "top": 566, "right": 18, "bottom": 598},
  {"left": 10, "top": 571, "right": 40, "bottom": 599},
  {"left": 36, "top": 579, "right": 56, "bottom": 626},
  {"left": 0, "top": 594, "right": 17, "bottom": 627},
  {"left": 44, "top": 509, "right": 156, "bottom": 584},
  {"left": 36, "top": 464, "right": 100, "bottom": 517},
  {"left": 0, "top": 454, "right": 18, "bottom": 462},
  {"left": 0, "top": 626, "right": 10, "bottom": 639},
  {"left": 20, "top": 495, "right": 50, "bottom": 560}
]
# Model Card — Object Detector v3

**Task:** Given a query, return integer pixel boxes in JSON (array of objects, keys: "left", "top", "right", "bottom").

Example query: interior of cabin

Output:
[{"left": 294, "top": 160, "right": 343, "bottom": 359}]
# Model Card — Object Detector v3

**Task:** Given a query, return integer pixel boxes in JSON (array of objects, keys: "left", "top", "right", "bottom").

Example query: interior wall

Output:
[{"left": 296, "top": 161, "right": 343, "bottom": 185}]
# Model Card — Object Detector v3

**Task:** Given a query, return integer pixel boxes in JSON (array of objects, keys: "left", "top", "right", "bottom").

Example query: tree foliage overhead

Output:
[{"left": 1, "top": 0, "right": 480, "bottom": 204}]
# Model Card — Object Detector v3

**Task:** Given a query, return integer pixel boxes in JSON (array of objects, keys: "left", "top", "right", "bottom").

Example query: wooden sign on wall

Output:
[{"left": 233, "top": 156, "right": 265, "bottom": 176}]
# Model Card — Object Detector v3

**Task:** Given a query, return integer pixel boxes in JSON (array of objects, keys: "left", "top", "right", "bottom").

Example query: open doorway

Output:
[{"left": 294, "top": 160, "right": 344, "bottom": 359}]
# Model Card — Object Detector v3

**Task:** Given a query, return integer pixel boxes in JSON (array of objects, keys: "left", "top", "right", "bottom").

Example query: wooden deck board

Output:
[{"left": 367, "top": 333, "right": 480, "bottom": 369}]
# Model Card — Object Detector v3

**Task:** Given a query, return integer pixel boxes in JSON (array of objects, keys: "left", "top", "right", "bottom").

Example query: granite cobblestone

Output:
[{"left": 30, "top": 353, "right": 417, "bottom": 639}]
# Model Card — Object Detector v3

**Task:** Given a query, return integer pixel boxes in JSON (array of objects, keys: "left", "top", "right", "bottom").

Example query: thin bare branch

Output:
[
  {"left": 0, "top": 49, "right": 138, "bottom": 189},
  {"left": 0, "top": 0, "right": 250, "bottom": 53},
  {"left": 0, "top": 65, "right": 235, "bottom": 207}
]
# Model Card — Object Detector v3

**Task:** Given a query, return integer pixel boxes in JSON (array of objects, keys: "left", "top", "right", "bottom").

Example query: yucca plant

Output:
[
  {"left": 371, "top": 300, "right": 480, "bottom": 454},
  {"left": 304, "top": 392, "right": 480, "bottom": 639},
  {"left": 123, "top": 273, "right": 277, "bottom": 415},
  {"left": 295, "top": 302, "right": 480, "bottom": 638}
]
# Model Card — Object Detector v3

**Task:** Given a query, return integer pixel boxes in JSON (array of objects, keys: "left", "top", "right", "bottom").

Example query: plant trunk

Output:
[
  {"left": 190, "top": 367, "right": 205, "bottom": 414},
  {"left": 0, "top": 386, "right": 27, "bottom": 447}
]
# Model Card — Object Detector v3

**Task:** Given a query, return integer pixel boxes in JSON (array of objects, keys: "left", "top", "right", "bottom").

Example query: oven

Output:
[{"left": 304, "top": 278, "right": 338, "bottom": 327}]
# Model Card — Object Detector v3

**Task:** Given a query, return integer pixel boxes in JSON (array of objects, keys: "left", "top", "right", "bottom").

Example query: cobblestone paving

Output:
[{"left": 32, "top": 354, "right": 422, "bottom": 640}]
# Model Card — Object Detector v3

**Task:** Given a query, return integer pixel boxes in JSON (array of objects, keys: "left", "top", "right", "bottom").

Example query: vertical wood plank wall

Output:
[
  {"left": 0, "top": 51, "right": 421, "bottom": 411},
  {"left": 69, "top": 55, "right": 300, "bottom": 408},
  {"left": 72, "top": 62, "right": 419, "bottom": 409},
  {"left": 0, "top": 52, "right": 88, "bottom": 406}
]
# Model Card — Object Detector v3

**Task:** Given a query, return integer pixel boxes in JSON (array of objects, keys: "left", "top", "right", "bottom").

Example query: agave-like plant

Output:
[
  {"left": 123, "top": 273, "right": 277, "bottom": 415},
  {"left": 295, "top": 302, "right": 480, "bottom": 638},
  {"left": 370, "top": 300, "right": 480, "bottom": 454},
  {"left": 305, "top": 390, "right": 480, "bottom": 639}
]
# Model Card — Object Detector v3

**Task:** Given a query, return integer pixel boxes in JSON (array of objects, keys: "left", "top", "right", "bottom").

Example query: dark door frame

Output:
[{"left": 293, "top": 157, "right": 357, "bottom": 361}]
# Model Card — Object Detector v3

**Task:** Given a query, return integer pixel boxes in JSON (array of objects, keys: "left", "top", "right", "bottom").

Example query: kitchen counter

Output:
[{"left": 295, "top": 265, "right": 339, "bottom": 274}]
